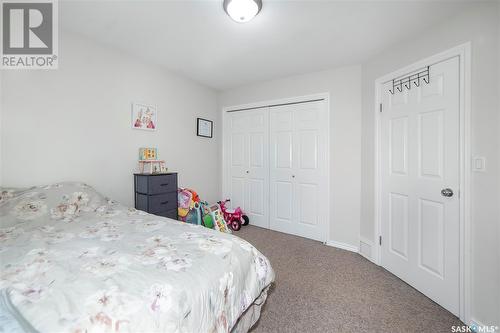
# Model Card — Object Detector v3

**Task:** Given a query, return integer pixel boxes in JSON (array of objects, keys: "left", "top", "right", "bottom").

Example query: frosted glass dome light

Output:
[{"left": 223, "top": 0, "right": 262, "bottom": 23}]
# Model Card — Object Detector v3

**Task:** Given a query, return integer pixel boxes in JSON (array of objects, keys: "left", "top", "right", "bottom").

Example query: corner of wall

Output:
[
  {"left": 0, "top": 70, "right": 3, "bottom": 187},
  {"left": 497, "top": 0, "right": 500, "bottom": 326},
  {"left": 216, "top": 94, "right": 224, "bottom": 200},
  {"left": 358, "top": 236, "right": 376, "bottom": 263}
]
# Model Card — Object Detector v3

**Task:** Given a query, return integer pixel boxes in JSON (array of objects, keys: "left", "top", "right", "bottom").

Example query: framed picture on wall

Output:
[
  {"left": 197, "top": 118, "right": 213, "bottom": 138},
  {"left": 132, "top": 102, "right": 157, "bottom": 131}
]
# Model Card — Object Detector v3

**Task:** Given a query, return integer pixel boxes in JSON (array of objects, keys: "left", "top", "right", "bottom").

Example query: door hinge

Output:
[
  {"left": 379, "top": 103, "right": 383, "bottom": 113},
  {"left": 379, "top": 236, "right": 382, "bottom": 246}
]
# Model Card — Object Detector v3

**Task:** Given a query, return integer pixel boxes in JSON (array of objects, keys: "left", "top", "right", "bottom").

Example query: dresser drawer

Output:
[
  {"left": 135, "top": 193, "right": 149, "bottom": 212},
  {"left": 135, "top": 173, "right": 178, "bottom": 195},
  {"left": 149, "top": 174, "right": 177, "bottom": 194},
  {"left": 149, "top": 192, "right": 177, "bottom": 213},
  {"left": 134, "top": 173, "right": 179, "bottom": 220},
  {"left": 157, "top": 209, "right": 178, "bottom": 220}
]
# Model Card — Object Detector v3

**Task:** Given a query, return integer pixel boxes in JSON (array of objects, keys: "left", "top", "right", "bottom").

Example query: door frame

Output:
[
  {"left": 373, "top": 43, "right": 471, "bottom": 323},
  {"left": 221, "top": 92, "right": 331, "bottom": 243}
]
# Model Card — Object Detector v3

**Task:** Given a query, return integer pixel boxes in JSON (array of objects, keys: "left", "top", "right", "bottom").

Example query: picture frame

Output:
[
  {"left": 132, "top": 102, "right": 157, "bottom": 131},
  {"left": 197, "top": 118, "right": 213, "bottom": 138}
]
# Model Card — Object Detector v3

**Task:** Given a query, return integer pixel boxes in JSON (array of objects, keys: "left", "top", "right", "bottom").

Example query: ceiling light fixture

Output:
[{"left": 223, "top": 0, "right": 262, "bottom": 23}]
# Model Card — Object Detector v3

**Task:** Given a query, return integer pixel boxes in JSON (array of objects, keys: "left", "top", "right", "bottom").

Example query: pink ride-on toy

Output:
[{"left": 217, "top": 199, "right": 249, "bottom": 231}]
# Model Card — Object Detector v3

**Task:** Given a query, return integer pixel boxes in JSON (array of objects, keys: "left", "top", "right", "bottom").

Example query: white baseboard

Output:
[
  {"left": 325, "top": 240, "right": 359, "bottom": 253},
  {"left": 359, "top": 236, "right": 376, "bottom": 263}
]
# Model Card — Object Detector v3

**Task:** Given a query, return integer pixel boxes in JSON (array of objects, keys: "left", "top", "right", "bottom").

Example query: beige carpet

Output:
[{"left": 236, "top": 225, "right": 463, "bottom": 333}]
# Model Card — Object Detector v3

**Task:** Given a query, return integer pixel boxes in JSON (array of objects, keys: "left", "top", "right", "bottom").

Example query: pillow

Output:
[{"left": 0, "top": 182, "right": 109, "bottom": 227}]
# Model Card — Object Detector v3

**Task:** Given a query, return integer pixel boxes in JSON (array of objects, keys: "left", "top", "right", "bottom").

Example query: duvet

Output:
[{"left": 0, "top": 182, "right": 274, "bottom": 333}]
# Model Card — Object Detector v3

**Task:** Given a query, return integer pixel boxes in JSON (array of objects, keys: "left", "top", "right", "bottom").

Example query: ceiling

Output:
[{"left": 60, "top": 0, "right": 477, "bottom": 90}]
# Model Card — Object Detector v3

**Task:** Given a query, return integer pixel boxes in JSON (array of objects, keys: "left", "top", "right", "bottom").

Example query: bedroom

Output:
[{"left": 0, "top": 0, "right": 499, "bottom": 332}]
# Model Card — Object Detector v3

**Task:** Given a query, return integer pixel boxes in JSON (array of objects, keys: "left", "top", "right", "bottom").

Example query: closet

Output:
[
  {"left": 225, "top": 108, "right": 270, "bottom": 229},
  {"left": 224, "top": 99, "right": 328, "bottom": 242}
]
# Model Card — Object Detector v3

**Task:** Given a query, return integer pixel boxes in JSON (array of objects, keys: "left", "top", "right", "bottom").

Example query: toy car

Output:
[{"left": 217, "top": 199, "right": 249, "bottom": 231}]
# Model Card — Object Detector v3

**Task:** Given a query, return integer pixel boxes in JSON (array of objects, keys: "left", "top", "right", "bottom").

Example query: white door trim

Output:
[
  {"left": 373, "top": 43, "right": 471, "bottom": 323},
  {"left": 221, "top": 92, "right": 331, "bottom": 243}
]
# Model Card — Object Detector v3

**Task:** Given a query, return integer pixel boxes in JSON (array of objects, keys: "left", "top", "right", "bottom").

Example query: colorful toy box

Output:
[{"left": 177, "top": 188, "right": 231, "bottom": 233}]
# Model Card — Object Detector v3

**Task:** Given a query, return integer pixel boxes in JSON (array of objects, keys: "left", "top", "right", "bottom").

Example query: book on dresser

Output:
[{"left": 134, "top": 172, "right": 178, "bottom": 220}]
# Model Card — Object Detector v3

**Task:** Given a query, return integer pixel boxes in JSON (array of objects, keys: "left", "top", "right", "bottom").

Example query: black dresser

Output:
[{"left": 134, "top": 173, "right": 178, "bottom": 220}]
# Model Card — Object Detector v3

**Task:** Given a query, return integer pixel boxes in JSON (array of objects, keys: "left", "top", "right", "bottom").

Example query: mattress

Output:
[{"left": 0, "top": 182, "right": 274, "bottom": 332}]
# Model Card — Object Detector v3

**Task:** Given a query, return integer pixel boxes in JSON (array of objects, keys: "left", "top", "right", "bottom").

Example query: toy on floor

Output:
[
  {"left": 178, "top": 190, "right": 192, "bottom": 220},
  {"left": 204, "top": 203, "right": 231, "bottom": 233},
  {"left": 199, "top": 201, "right": 213, "bottom": 228},
  {"left": 177, "top": 188, "right": 233, "bottom": 233},
  {"left": 185, "top": 202, "right": 203, "bottom": 225},
  {"left": 178, "top": 188, "right": 201, "bottom": 224},
  {"left": 217, "top": 199, "right": 249, "bottom": 231}
]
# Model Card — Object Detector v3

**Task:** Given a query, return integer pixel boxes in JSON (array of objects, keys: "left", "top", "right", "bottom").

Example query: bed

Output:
[{"left": 0, "top": 182, "right": 274, "bottom": 333}]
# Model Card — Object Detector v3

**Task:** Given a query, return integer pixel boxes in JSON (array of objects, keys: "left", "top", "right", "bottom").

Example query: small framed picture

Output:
[
  {"left": 197, "top": 118, "right": 213, "bottom": 138},
  {"left": 132, "top": 102, "right": 157, "bottom": 131}
]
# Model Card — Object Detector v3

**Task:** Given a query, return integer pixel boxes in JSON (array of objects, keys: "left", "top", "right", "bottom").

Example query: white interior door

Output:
[
  {"left": 227, "top": 108, "right": 269, "bottom": 228},
  {"left": 380, "top": 57, "right": 460, "bottom": 315},
  {"left": 269, "top": 100, "right": 328, "bottom": 242}
]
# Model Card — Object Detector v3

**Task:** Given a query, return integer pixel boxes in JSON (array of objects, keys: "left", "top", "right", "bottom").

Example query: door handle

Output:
[
  {"left": 246, "top": 170, "right": 249, "bottom": 174},
  {"left": 292, "top": 175, "right": 295, "bottom": 178},
  {"left": 441, "top": 188, "right": 453, "bottom": 197}
]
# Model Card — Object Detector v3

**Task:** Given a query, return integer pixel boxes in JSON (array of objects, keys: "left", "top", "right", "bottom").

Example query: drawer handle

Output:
[
  {"left": 160, "top": 183, "right": 169, "bottom": 187},
  {"left": 161, "top": 201, "right": 169, "bottom": 205}
]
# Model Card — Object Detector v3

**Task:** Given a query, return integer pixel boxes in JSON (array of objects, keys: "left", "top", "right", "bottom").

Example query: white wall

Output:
[
  {"left": 0, "top": 30, "right": 220, "bottom": 206},
  {"left": 360, "top": 2, "right": 500, "bottom": 326},
  {"left": 218, "top": 66, "right": 362, "bottom": 247}
]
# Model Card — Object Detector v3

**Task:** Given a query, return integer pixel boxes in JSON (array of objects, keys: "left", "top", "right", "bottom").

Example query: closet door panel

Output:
[
  {"left": 230, "top": 133, "right": 246, "bottom": 168},
  {"left": 295, "top": 101, "right": 327, "bottom": 241},
  {"left": 270, "top": 107, "right": 295, "bottom": 233},
  {"left": 246, "top": 109, "right": 269, "bottom": 228},
  {"left": 298, "top": 183, "right": 319, "bottom": 226},
  {"left": 270, "top": 101, "right": 327, "bottom": 242},
  {"left": 228, "top": 112, "right": 249, "bottom": 211},
  {"left": 227, "top": 109, "right": 269, "bottom": 229},
  {"left": 275, "top": 181, "right": 293, "bottom": 222},
  {"left": 230, "top": 177, "right": 246, "bottom": 212},
  {"left": 298, "top": 131, "right": 318, "bottom": 170}
]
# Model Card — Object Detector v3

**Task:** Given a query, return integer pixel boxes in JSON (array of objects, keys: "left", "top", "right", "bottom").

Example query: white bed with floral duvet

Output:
[{"left": 0, "top": 182, "right": 274, "bottom": 333}]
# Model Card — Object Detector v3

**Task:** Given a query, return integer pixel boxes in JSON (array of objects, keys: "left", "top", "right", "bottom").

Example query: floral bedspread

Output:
[{"left": 0, "top": 182, "right": 274, "bottom": 333}]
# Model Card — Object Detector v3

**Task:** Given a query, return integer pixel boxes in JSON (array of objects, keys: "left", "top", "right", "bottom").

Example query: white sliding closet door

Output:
[
  {"left": 227, "top": 108, "right": 269, "bottom": 228},
  {"left": 269, "top": 101, "right": 328, "bottom": 241}
]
